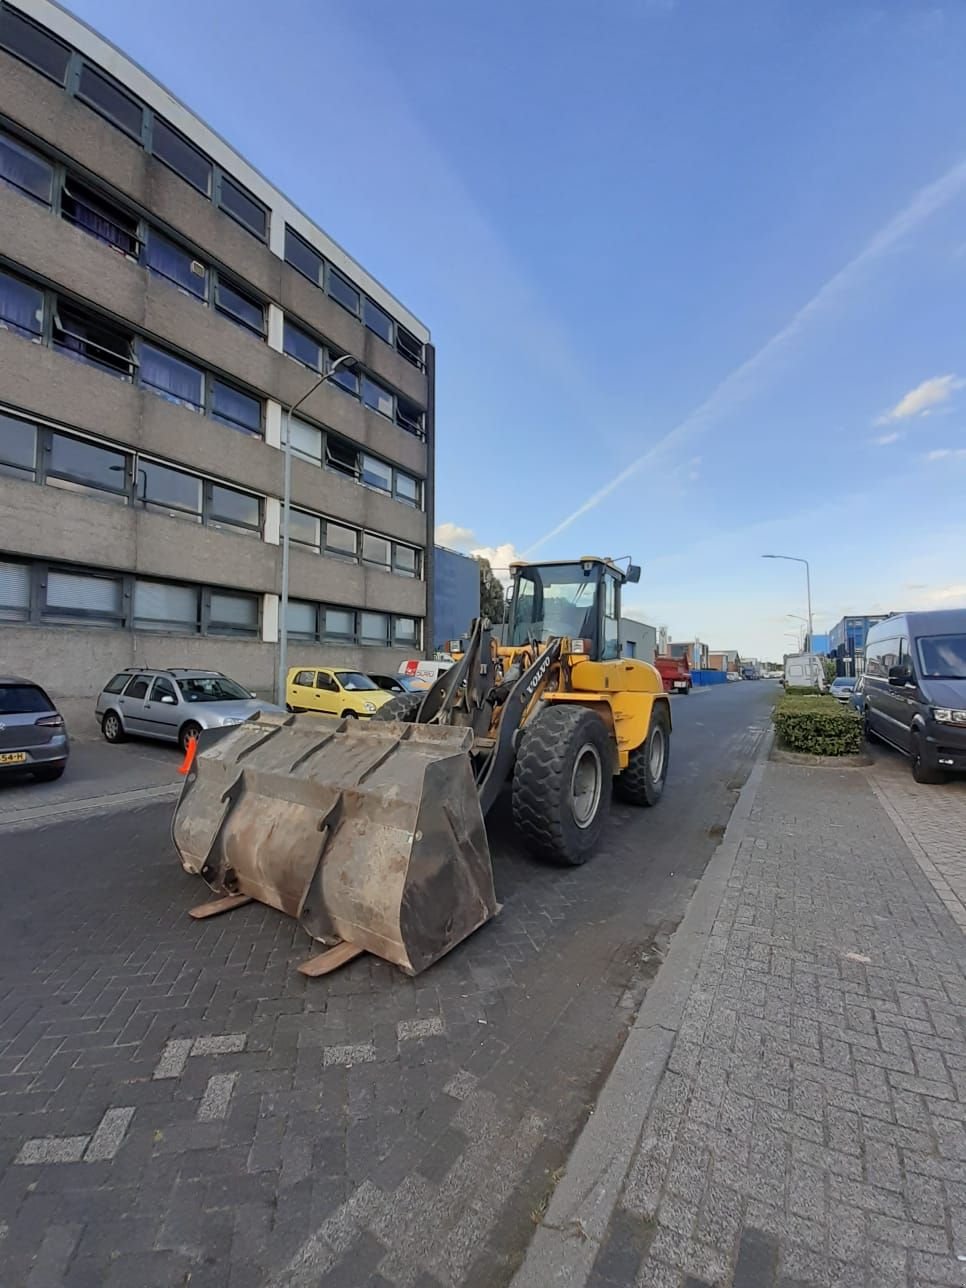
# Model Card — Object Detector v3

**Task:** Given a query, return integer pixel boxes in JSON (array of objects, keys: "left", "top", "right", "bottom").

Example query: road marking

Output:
[
  {"left": 84, "top": 1107, "right": 135, "bottom": 1161},
  {"left": 15, "top": 1136, "right": 89, "bottom": 1165},
  {"left": 198, "top": 1073, "right": 237, "bottom": 1121},
  {"left": 0, "top": 783, "right": 180, "bottom": 832},
  {"left": 153, "top": 1038, "right": 192, "bottom": 1080},
  {"left": 322, "top": 1042, "right": 376, "bottom": 1067},
  {"left": 397, "top": 1016, "right": 445, "bottom": 1041}
]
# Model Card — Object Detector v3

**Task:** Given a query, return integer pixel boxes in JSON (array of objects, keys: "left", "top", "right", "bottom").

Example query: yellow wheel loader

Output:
[{"left": 172, "top": 556, "right": 670, "bottom": 977}]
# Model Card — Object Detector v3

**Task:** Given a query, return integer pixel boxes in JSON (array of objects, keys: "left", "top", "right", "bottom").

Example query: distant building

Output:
[
  {"left": 708, "top": 650, "right": 739, "bottom": 672},
  {"left": 620, "top": 615, "right": 657, "bottom": 662},
  {"left": 433, "top": 546, "right": 479, "bottom": 651},
  {"left": 828, "top": 615, "right": 891, "bottom": 675},
  {"left": 805, "top": 632, "right": 830, "bottom": 654},
  {"left": 669, "top": 640, "right": 709, "bottom": 669},
  {"left": 657, "top": 626, "right": 670, "bottom": 655}
]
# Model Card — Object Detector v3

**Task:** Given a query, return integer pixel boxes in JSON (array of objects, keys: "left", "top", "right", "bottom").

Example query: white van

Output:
[
  {"left": 784, "top": 653, "right": 827, "bottom": 691},
  {"left": 397, "top": 658, "right": 454, "bottom": 690}
]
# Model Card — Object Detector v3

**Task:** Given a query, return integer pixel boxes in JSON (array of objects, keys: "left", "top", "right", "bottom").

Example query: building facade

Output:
[
  {"left": 620, "top": 615, "right": 657, "bottom": 662},
  {"left": 432, "top": 546, "right": 479, "bottom": 652},
  {"left": 669, "top": 640, "right": 709, "bottom": 669},
  {"left": 0, "top": 0, "right": 433, "bottom": 703},
  {"left": 708, "top": 650, "right": 739, "bottom": 672},
  {"left": 827, "top": 615, "right": 890, "bottom": 675}
]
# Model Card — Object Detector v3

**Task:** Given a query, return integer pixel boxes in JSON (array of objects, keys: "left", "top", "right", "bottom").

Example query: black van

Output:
[{"left": 862, "top": 610, "right": 966, "bottom": 783}]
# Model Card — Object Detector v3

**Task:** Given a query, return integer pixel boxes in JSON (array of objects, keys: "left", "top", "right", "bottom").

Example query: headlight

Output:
[
  {"left": 221, "top": 716, "right": 244, "bottom": 726},
  {"left": 363, "top": 701, "right": 376, "bottom": 713},
  {"left": 933, "top": 708, "right": 966, "bottom": 725}
]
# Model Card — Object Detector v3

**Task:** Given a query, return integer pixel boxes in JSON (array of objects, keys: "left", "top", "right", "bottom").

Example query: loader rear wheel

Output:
[
  {"left": 512, "top": 705, "right": 612, "bottom": 866},
  {"left": 615, "top": 704, "right": 670, "bottom": 806},
  {"left": 373, "top": 692, "right": 423, "bottom": 723}
]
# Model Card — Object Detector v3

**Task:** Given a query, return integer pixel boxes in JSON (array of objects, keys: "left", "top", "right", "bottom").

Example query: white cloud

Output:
[
  {"left": 906, "top": 582, "right": 966, "bottom": 607},
  {"left": 878, "top": 373, "right": 963, "bottom": 423},
  {"left": 872, "top": 431, "right": 901, "bottom": 445},
  {"left": 469, "top": 542, "right": 526, "bottom": 585},
  {"left": 523, "top": 154, "right": 966, "bottom": 556},
  {"left": 434, "top": 522, "right": 476, "bottom": 550},
  {"left": 925, "top": 448, "right": 966, "bottom": 461}
]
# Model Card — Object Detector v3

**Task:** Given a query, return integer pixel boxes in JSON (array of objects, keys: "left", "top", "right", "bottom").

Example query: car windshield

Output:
[
  {"left": 335, "top": 672, "right": 379, "bottom": 692},
  {"left": 0, "top": 684, "right": 54, "bottom": 714},
  {"left": 916, "top": 634, "right": 966, "bottom": 679},
  {"left": 832, "top": 678, "right": 854, "bottom": 689},
  {"left": 178, "top": 676, "right": 251, "bottom": 703},
  {"left": 510, "top": 562, "right": 597, "bottom": 646}
]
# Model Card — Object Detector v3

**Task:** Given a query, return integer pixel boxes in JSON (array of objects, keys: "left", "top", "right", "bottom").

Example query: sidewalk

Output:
[{"left": 517, "top": 752, "right": 966, "bottom": 1288}]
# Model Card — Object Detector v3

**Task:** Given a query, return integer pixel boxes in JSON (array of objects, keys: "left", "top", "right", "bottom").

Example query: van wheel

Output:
[
  {"left": 863, "top": 708, "right": 878, "bottom": 744},
  {"left": 911, "top": 732, "right": 946, "bottom": 784}
]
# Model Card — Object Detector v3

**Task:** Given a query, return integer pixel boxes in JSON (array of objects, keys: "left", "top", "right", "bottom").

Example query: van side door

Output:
[
  {"left": 866, "top": 635, "right": 904, "bottom": 747},
  {"left": 893, "top": 636, "right": 918, "bottom": 751}
]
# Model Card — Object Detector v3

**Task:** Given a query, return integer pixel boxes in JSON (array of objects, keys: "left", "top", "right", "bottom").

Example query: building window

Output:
[
  {"left": 0, "top": 129, "right": 53, "bottom": 205},
  {"left": 325, "top": 438, "right": 359, "bottom": 479},
  {"left": 284, "top": 226, "right": 323, "bottom": 285},
  {"left": 210, "top": 380, "right": 262, "bottom": 436},
  {"left": 362, "top": 376, "right": 393, "bottom": 419},
  {"left": 208, "top": 482, "right": 261, "bottom": 534},
  {"left": 145, "top": 229, "right": 206, "bottom": 297},
  {"left": 0, "top": 268, "right": 44, "bottom": 339},
  {"left": 54, "top": 305, "right": 134, "bottom": 377},
  {"left": 394, "top": 616, "right": 418, "bottom": 647},
  {"left": 360, "top": 611, "right": 389, "bottom": 646},
  {"left": 214, "top": 278, "right": 264, "bottom": 335},
  {"left": 208, "top": 589, "right": 259, "bottom": 636},
  {"left": 363, "top": 298, "right": 392, "bottom": 345},
  {"left": 140, "top": 459, "right": 203, "bottom": 520},
  {"left": 286, "top": 601, "right": 317, "bottom": 639},
  {"left": 361, "top": 453, "right": 392, "bottom": 493},
  {"left": 43, "top": 567, "right": 123, "bottom": 625},
  {"left": 330, "top": 355, "right": 359, "bottom": 396},
  {"left": 61, "top": 177, "right": 140, "bottom": 258},
  {"left": 324, "top": 522, "right": 357, "bottom": 561},
  {"left": 396, "top": 326, "right": 423, "bottom": 368},
  {"left": 77, "top": 63, "right": 143, "bottom": 139},
  {"left": 0, "top": 411, "right": 36, "bottom": 479},
  {"left": 0, "top": 6, "right": 70, "bottom": 83},
  {"left": 362, "top": 533, "right": 390, "bottom": 571},
  {"left": 218, "top": 175, "right": 267, "bottom": 240},
  {"left": 0, "top": 557, "right": 30, "bottom": 621},
  {"left": 151, "top": 117, "right": 211, "bottom": 194},
  {"left": 139, "top": 343, "right": 203, "bottom": 410},
  {"left": 283, "top": 320, "right": 322, "bottom": 371},
  {"left": 133, "top": 579, "right": 199, "bottom": 633},
  {"left": 394, "top": 471, "right": 420, "bottom": 507},
  {"left": 288, "top": 509, "right": 321, "bottom": 552},
  {"left": 328, "top": 268, "right": 360, "bottom": 316},
  {"left": 393, "top": 544, "right": 419, "bottom": 578},
  {"left": 46, "top": 431, "right": 128, "bottom": 500},
  {"left": 323, "top": 607, "right": 354, "bottom": 641},
  {"left": 288, "top": 416, "right": 322, "bottom": 466},
  {"left": 396, "top": 395, "right": 423, "bottom": 436}
]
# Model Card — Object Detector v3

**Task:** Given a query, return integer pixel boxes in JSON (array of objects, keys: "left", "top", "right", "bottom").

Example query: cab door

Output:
[
  {"left": 312, "top": 671, "right": 341, "bottom": 714},
  {"left": 288, "top": 669, "right": 316, "bottom": 711}
]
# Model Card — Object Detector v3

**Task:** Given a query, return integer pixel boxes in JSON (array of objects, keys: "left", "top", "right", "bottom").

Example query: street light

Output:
[
  {"left": 277, "top": 354, "right": 358, "bottom": 704},
  {"left": 763, "top": 554, "right": 813, "bottom": 641}
]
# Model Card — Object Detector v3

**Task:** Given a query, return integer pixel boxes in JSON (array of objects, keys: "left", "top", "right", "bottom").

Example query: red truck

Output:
[{"left": 654, "top": 655, "right": 691, "bottom": 695}]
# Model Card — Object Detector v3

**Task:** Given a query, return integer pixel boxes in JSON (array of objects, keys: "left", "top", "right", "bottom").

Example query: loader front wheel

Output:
[
  {"left": 373, "top": 692, "right": 423, "bottom": 723},
  {"left": 615, "top": 704, "right": 670, "bottom": 806},
  {"left": 512, "top": 705, "right": 612, "bottom": 866}
]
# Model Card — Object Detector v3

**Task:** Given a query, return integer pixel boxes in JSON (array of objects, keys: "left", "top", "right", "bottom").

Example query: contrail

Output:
[{"left": 524, "top": 155, "right": 966, "bottom": 556}]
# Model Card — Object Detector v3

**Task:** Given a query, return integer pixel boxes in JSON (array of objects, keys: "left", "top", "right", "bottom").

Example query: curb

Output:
[
  {"left": 0, "top": 782, "right": 181, "bottom": 834},
  {"left": 511, "top": 726, "right": 774, "bottom": 1288}
]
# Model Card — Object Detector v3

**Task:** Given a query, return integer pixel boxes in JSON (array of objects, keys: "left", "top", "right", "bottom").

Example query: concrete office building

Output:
[
  {"left": 0, "top": 0, "right": 433, "bottom": 704},
  {"left": 620, "top": 615, "right": 657, "bottom": 663}
]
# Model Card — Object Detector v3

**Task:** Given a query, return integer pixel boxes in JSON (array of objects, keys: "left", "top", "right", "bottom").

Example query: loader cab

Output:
[{"left": 507, "top": 557, "right": 638, "bottom": 662}]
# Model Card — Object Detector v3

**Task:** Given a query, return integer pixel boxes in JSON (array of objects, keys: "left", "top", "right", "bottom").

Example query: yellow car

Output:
[{"left": 286, "top": 667, "right": 393, "bottom": 718}]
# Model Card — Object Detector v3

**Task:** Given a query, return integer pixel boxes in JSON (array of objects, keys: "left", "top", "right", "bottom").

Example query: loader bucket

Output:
[{"left": 171, "top": 712, "right": 497, "bottom": 975}]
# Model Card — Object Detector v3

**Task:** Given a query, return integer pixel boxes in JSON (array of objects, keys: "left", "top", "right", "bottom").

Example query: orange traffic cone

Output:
[{"left": 178, "top": 735, "right": 198, "bottom": 776}]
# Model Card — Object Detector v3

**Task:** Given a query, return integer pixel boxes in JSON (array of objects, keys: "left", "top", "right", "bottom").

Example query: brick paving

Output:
[
  {"left": 0, "top": 686, "right": 773, "bottom": 1286},
  {"left": 586, "top": 760, "right": 966, "bottom": 1288}
]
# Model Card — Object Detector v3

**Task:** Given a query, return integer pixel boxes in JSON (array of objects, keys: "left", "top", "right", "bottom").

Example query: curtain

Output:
[
  {"left": 140, "top": 345, "right": 203, "bottom": 409},
  {"left": 146, "top": 233, "right": 205, "bottom": 297},
  {"left": 0, "top": 272, "right": 43, "bottom": 337},
  {"left": 0, "top": 136, "right": 52, "bottom": 204}
]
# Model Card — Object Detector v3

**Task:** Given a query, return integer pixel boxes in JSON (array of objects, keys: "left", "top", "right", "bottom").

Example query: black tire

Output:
[
  {"left": 341, "top": 710, "right": 359, "bottom": 720},
  {"left": 512, "top": 705, "right": 613, "bottom": 866},
  {"left": 616, "top": 703, "right": 671, "bottom": 806},
  {"left": 179, "top": 721, "right": 202, "bottom": 754},
  {"left": 863, "top": 707, "right": 878, "bottom": 744},
  {"left": 32, "top": 765, "right": 65, "bottom": 782},
  {"left": 373, "top": 692, "right": 424, "bottom": 723},
  {"left": 911, "top": 731, "right": 946, "bottom": 784},
  {"left": 101, "top": 710, "right": 125, "bottom": 743}
]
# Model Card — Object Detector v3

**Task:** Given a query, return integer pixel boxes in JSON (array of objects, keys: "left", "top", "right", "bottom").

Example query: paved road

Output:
[{"left": 0, "top": 683, "right": 775, "bottom": 1287}]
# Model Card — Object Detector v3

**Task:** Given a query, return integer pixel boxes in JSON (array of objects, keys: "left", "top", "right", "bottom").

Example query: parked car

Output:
[
  {"left": 0, "top": 677, "right": 69, "bottom": 782},
  {"left": 849, "top": 674, "right": 866, "bottom": 714},
  {"left": 862, "top": 610, "right": 966, "bottom": 783},
  {"left": 784, "top": 652, "right": 827, "bottom": 691},
  {"left": 368, "top": 673, "right": 421, "bottom": 695},
  {"left": 829, "top": 676, "right": 856, "bottom": 704},
  {"left": 286, "top": 667, "right": 393, "bottom": 718},
  {"left": 96, "top": 668, "right": 283, "bottom": 751}
]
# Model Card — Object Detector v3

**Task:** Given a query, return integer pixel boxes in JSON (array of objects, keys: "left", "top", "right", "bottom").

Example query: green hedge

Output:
[
  {"left": 785, "top": 685, "right": 825, "bottom": 696},
  {"left": 773, "top": 695, "right": 863, "bottom": 755}
]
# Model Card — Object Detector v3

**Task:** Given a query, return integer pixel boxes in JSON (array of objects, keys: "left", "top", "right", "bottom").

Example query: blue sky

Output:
[{"left": 67, "top": 0, "right": 966, "bottom": 660}]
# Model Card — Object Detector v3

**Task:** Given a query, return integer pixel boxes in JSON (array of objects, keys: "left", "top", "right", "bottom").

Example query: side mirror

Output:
[
  {"left": 250, "top": 691, "right": 257, "bottom": 698},
  {"left": 888, "top": 665, "right": 911, "bottom": 686},
  {"left": 626, "top": 564, "right": 641, "bottom": 584},
  {"left": 160, "top": 694, "right": 176, "bottom": 704}
]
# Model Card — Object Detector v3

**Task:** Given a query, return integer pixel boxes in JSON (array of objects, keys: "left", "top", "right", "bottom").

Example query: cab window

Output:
[
  {"left": 316, "top": 672, "right": 339, "bottom": 692},
  {"left": 293, "top": 670, "right": 314, "bottom": 686}
]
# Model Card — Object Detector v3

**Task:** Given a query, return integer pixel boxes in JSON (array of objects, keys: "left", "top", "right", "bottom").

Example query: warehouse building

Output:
[{"left": 0, "top": 0, "right": 433, "bottom": 704}]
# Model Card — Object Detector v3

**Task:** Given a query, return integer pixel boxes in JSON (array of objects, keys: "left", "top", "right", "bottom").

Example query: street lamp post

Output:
[
  {"left": 764, "top": 554, "right": 813, "bottom": 642},
  {"left": 276, "top": 355, "right": 357, "bottom": 704}
]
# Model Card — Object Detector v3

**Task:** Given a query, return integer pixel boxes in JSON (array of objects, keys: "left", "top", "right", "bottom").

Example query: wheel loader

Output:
[{"left": 171, "top": 556, "right": 670, "bottom": 977}]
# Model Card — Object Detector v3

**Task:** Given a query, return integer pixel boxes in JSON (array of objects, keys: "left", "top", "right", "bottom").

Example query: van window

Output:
[
  {"left": 898, "top": 638, "right": 913, "bottom": 671},
  {"left": 917, "top": 633, "right": 966, "bottom": 679},
  {"left": 865, "top": 637, "right": 900, "bottom": 678}
]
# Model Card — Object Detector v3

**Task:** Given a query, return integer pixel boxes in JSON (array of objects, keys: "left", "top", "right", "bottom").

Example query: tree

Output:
[{"left": 477, "top": 556, "right": 505, "bottom": 624}]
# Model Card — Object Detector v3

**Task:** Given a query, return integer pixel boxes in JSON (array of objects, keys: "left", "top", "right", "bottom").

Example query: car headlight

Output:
[
  {"left": 933, "top": 708, "right": 966, "bottom": 725},
  {"left": 221, "top": 716, "right": 244, "bottom": 726},
  {"left": 363, "top": 701, "right": 376, "bottom": 713}
]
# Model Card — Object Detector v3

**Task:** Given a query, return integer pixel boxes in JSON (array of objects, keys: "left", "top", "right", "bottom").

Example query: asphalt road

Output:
[{"left": 0, "top": 681, "right": 777, "bottom": 1288}]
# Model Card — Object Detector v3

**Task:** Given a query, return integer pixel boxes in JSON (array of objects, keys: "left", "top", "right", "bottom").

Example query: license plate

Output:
[
  {"left": 0, "top": 752, "right": 27, "bottom": 764},
  {"left": 674, "top": 682, "right": 687, "bottom": 688}
]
